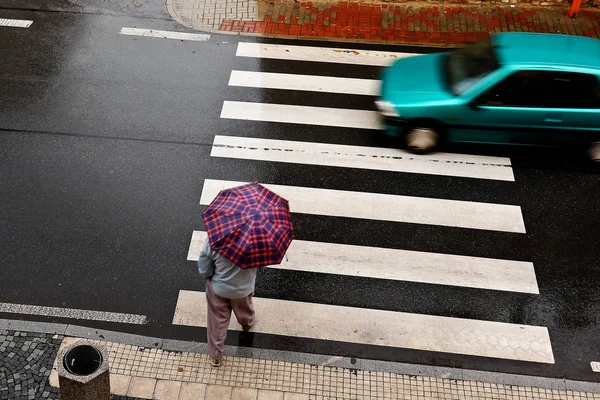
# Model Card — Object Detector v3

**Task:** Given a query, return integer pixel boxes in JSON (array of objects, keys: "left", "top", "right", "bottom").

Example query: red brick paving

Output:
[{"left": 219, "top": 2, "right": 600, "bottom": 45}]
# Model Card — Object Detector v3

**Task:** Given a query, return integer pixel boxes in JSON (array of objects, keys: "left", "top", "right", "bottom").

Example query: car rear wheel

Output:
[
  {"left": 588, "top": 141, "right": 600, "bottom": 162},
  {"left": 405, "top": 127, "right": 440, "bottom": 153}
]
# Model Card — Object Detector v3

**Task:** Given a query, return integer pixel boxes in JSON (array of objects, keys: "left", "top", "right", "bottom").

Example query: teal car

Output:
[{"left": 376, "top": 33, "right": 600, "bottom": 160}]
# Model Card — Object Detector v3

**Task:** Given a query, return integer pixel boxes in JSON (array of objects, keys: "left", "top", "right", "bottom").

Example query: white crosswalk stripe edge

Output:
[
  {"left": 221, "top": 101, "right": 382, "bottom": 130},
  {"left": 119, "top": 27, "right": 210, "bottom": 41},
  {"left": 0, "top": 302, "right": 148, "bottom": 324},
  {"left": 0, "top": 18, "right": 33, "bottom": 28},
  {"left": 211, "top": 135, "right": 515, "bottom": 181},
  {"left": 200, "top": 179, "right": 526, "bottom": 233},
  {"left": 188, "top": 231, "right": 538, "bottom": 293},
  {"left": 228, "top": 71, "right": 381, "bottom": 96},
  {"left": 236, "top": 42, "right": 421, "bottom": 66},
  {"left": 173, "top": 290, "right": 554, "bottom": 364}
]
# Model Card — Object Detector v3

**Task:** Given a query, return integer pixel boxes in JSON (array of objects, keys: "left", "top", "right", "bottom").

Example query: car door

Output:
[
  {"left": 451, "top": 70, "right": 556, "bottom": 145},
  {"left": 543, "top": 72, "right": 600, "bottom": 145}
]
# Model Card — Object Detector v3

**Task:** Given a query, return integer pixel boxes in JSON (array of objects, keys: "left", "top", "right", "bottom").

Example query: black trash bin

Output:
[
  {"left": 58, "top": 341, "right": 110, "bottom": 400},
  {"left": 63, "top": 344, "right": 104, "bottom": 376}
]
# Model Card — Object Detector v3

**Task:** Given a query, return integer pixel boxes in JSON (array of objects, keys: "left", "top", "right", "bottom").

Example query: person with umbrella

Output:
[{"left": 198, "top": 182, "right": 294, "bottom": 367}]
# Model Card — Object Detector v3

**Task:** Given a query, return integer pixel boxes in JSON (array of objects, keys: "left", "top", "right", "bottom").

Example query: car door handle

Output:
[{"left": 544, "top": 118, "right": 562, "bottom": 123}]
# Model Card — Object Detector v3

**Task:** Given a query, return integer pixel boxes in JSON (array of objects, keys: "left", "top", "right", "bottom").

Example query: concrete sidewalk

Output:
[
  {"left": 49, "top": 338, "right": 600, "bottom": 400},
  {"left": 3, "top": 319, "right": 600, "bottom": 399},
  {"left": 166, "top": 0, "right": 600, "bottom": 45}
]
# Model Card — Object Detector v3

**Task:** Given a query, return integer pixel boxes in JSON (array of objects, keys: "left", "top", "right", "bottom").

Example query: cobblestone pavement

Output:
[
  {"left": 167, "top": 0, "right": 600, "bottom": 45},
  {"left": 0, "top": 330, "right": 145, "bottom": 400},
  {"left": 0, "top": 330, "right": 62, "bottom": 400}
]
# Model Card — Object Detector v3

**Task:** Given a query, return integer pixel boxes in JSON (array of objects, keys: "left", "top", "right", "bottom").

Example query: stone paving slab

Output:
[{"left": 167, "top": 0, "right": 600, "bottom": 45}]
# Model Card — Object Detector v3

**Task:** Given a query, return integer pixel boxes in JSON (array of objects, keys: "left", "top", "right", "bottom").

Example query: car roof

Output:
[{"left": 492, "top": 33, "right": 600, "bottom": 70}]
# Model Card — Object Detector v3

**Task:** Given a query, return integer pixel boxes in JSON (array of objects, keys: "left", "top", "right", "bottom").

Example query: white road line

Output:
[
  {"left": 236, "top": 42, "right": 421, "bottom": 66},
  {"left": 0, "top": 302, "right": 147, "bottom": 324},
  {"left": 591, "top": 361, "right": 600, "bottom": 372},
  {"left": 212, "top": 135, "right": 515, "bottom": 181},
  {"left": 228, "top": 70, "right": 380, "bottom": 96},
  {"left": 0, "top": 18, "right": 33, "bottom": 28},
  {"left": 188, "top": 230, "right": 206, "bottom": 262},
  {"left": 173, "top": 290, "right": 554, "bottom": 363},
  {"left": 200, "top": 179, "right": 526, "bottom": 233},
  {"left": 221, "top": 101, "right": 381, "bottom": 130},
  {"left": 119, "top": 27, "right": 210, "bottom": 41},
  {"left": 188, "top": 231, "right": 538, "bottom": 293}
]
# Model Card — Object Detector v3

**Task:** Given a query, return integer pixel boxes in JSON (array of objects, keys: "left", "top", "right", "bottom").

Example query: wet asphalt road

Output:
[{"left": 1, "top": 5, "right": 600, "bottom": 383}]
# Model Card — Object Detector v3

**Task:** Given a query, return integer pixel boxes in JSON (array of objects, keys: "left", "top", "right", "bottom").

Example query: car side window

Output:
[
  {"left": 548, "top": 72, "right": 600, "bottom": 109},
  {"left": 476, "top": 71, "right": 552, "bottom": 108}
]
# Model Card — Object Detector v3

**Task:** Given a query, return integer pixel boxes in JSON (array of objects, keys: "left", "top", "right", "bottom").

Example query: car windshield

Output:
[{"left": 446, "top": 38, "right": 500, "bottom": 96}]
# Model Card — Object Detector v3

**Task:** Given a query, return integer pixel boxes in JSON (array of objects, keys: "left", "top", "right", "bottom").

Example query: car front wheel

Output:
[
  {"left": 588, "top": 141, "right": 600, "bottom": 162},
  {"left": 405, "top": 127, "right": 440, "bottom": 153}
]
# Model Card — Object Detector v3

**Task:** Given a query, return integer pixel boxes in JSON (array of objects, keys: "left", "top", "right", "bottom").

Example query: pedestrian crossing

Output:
[{"left": 177, "top": 41, "right": 552, "bottom": 366}]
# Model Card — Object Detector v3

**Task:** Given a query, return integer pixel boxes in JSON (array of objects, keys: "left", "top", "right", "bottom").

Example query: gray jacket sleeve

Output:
[{"left": 197, "top": 239, "right": 215, "bottom": 278}]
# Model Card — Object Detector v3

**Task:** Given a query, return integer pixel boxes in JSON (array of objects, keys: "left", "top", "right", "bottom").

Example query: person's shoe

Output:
[
  {"left": 242, "top": 325, "right": 252, "bottom": 332},
  {"left": 210, "top": 357, "right": 222, "bottom": 367}
]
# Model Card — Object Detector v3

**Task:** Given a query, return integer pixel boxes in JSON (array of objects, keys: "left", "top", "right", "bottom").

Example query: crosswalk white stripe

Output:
[
  {"left": 173, "top": 290, "right": 554, "bottom": 363},
  {"left": 200, "top": 179, "right": 526, "bottom": 233},
  {"left": 221, "top": 101, "right": 381, "bottom": 130},
  {"left": 212, "top": 135, "right": 515, "bottom": 181},
  {"left": 0, "top": 302, "right": 148, "bottom": 324},
  {"left": 0, "top": 18, "right": 33, "bottom": 28},
  {"left": 119, "top": 27, "right": 210, "bottom": 41},
  {"left": 188, "top": 231, "right": 538, "bottom": 293},
  {"left": 188, "top": 231, "right": 206, "bottom": 262},
  {"left": 236, "top": 42, "right": 421, "bottom": 66},
  {"left": 228, "top": 71, "right": 381, "bottom": 96}
]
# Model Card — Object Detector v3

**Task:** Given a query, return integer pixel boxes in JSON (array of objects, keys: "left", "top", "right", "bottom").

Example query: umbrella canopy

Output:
[{"left": 201, "top": 182, "right": 294, "bottom": 269}]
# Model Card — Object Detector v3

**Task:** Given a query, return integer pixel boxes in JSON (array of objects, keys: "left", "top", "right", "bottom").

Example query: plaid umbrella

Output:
[{"left": 201, "top": 182, "right": 294, "bottom": 269}]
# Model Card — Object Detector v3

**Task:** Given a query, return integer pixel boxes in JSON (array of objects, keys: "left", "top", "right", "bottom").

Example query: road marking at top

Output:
[
  {"left": 173, "top": 290, "right": 554, "bottom": 363},
  {"left": 229, "top": 71, "right": 381, "bottom": 96},
  {"left": 211, "top": 135, "right": 515, "bottom": 181},
  {"left": 221, "top": 101, "right": 381, "bottom": 130},
  {"left": 119, "top": 27, "right": 210, "bottom": 41},
  {"left": 0, "top": 18, "right": 33, "bottom": 28},
  {"left": 0, "top": 302, "right": 148, "bottom": 324},
  {"left": 200, "top": 179, "right": 527, "bottom": 233},
  {"left": 591, "top": 362, "right": 600, "bottom": 372},
  {"left": 236, "top": 42, "right": 421, "bottom": 66},
  {"left": 188, "top": 231, "right": 538, "bottom": 293}
]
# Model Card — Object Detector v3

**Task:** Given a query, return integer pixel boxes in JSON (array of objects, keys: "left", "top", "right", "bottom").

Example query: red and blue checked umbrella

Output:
[{"left": 201, "top": 182, "right": 294, "bottom": 269}]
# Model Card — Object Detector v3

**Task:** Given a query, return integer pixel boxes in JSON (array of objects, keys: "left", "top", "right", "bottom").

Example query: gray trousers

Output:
[{"left": 206, "top": 278, "right": 255, "bottom": 359}]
